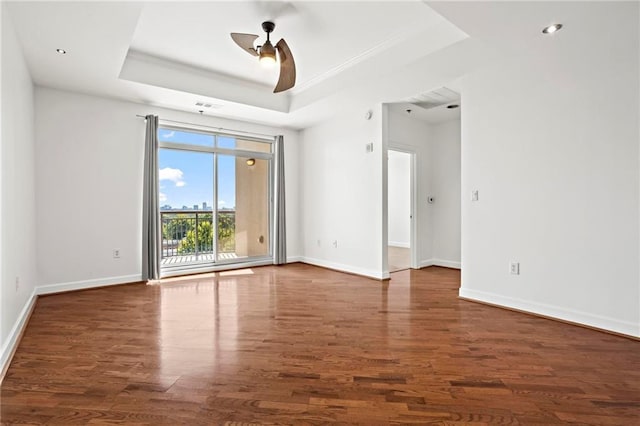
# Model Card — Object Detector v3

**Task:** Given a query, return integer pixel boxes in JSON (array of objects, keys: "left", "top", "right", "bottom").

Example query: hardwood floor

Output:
[
  {"left": 1, "top": 264, "right": 638, "bottom": 425},
  {"left": 388, "top": 246, "right": 410, "bottom": 272}
]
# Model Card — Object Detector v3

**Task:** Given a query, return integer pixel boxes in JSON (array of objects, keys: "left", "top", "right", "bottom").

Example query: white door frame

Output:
[{"left": 386, "top": 145, "right": 418, "bottom": 271}]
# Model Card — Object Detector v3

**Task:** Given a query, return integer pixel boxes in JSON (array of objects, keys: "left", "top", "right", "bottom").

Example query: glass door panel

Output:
[
  {"left": 217, "top": 155, "right": 270, "bottom": 261},
  {"left": 159, "top": 148, "right": 214, "bottom": 267},
  {"left": 216, "top": 154, "right": 236, "bottom": 261}
]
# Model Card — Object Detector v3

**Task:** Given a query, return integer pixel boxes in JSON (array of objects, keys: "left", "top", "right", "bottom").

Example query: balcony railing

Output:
[{"left": 161, "top": 210, "right": 236, "bottom": 266}]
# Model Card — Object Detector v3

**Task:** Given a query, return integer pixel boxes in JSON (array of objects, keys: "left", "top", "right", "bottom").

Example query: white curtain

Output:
[
  {"left": 274, "top": 135, "right": 287, "bottom": 264},
  {"left": 142, "top": 115, "right": 160, "bottom": 280}
]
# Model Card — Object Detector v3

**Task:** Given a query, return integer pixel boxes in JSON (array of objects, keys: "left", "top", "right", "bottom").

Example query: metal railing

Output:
[{"left": 161, "top": 210, "right": 235, "bottom": 260}]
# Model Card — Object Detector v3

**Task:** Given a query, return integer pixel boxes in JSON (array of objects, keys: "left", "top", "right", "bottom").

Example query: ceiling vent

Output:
[
  {"left": 195, "top": 101, "right": 222, "bottom": 109},
  {"left": 406, "top": 87, "right": 459, "bottom": 110}
]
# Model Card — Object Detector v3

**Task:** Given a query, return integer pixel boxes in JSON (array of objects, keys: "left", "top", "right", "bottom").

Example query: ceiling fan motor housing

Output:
[
  {"left": 262, "top": 21, "right": 275, "bottom": 35},
  {"left": 259, "top": 40, "right": 277, "bottom": 62}
]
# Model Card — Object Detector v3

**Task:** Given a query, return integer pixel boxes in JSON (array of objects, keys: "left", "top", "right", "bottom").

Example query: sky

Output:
[{"left": 158, "top": 128, "right": 236, "bottom": 210}]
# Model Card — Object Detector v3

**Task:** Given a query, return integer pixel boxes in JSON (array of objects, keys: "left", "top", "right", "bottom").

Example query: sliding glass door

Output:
[
  {"left": 157, "top": 126, "right": 273, "bottom": 273},
  {"left": 223, "top": 155, "right": 270, "bottom": 261}
]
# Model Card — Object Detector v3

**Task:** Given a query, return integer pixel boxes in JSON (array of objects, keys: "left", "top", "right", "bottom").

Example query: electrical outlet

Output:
[
  {"left": 113, "top": 249, "right": 121, "bottom": 259},
  {"left": 15, "top": 276, "right": 19, "bottom": 291},
  {"left": 317, "top": 239, "right": 321, "bottom": 247},
  {"left": 510, "top": 262, "right": 520, "bottom": 275},
  {"left": 472, "top": 190, "right": 479, "bottom": 201},
  {"left": 332, "top": 240, "right": 338, "bottom": 248}
]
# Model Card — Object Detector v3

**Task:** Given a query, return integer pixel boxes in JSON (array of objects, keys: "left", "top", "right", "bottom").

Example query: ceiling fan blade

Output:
[
  {"left": 230, "top": 33, "right": 259, "bottom": 56},
  {"left": 274, "top": 38, "right": 296, "bottom": 93}
]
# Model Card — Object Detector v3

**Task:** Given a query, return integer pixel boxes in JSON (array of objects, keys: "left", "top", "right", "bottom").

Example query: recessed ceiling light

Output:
[
  {"left": 542, "top": 24, "right": 563, "bottom": 34},
  {"left": 56, "top": 48, "right": 67, "bottom": 54},
  {"left": 447, "top": 104, "right": 460, "bottom": 109}
]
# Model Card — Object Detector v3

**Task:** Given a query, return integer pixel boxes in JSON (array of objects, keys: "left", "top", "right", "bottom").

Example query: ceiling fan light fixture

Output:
[
  {"left": 259, "top": 41, "right": 277, "bottom": 66},
  {"left": 259, "top": 53, "right": 277, "bottom": 66}
]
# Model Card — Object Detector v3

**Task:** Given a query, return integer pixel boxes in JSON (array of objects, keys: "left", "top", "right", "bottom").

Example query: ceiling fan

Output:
[{"left": 230, "top": 21, "right": 296, "bottom": 93}]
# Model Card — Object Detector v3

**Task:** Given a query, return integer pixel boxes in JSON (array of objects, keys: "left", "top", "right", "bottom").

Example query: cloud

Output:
[
  {"left": 162, "top": 130, "right": 175, "bottom": 139},
  {"left": 219, "top": 200, "right": 226, "bottom": 206},
  {"left": 159, "top": 192, "right": 167, "bottom": 202},
  {"left": 159, "top": 167, "right": 185, "bottom": 187}
]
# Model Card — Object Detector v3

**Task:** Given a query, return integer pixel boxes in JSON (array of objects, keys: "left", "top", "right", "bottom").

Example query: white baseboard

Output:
[
  {"left": 388, "top": 241, "right": 410, "bottom": 249},
  {"left": 432, "top": 259, "right": 461, "bottom": 269},
  {"left": 300, "top": 257, "right": 388, "bottom": 280},
  {"left": 459, "top": 288, "right": 639, "bottom": 338},
  {"left": 287, "top": 256, "right": 303, "bottom": 263},
  {"left": 419, "top": 259, "right": 461, "bottom": 269},
  {"left": 1, "top": 289, "right": 37, "bottom": 381},
  {"left": 419, "top": 259, "right": 434, "bottom": 268},
  {"left": 37, "top": 274, "right": 142, "bottom": 296}
]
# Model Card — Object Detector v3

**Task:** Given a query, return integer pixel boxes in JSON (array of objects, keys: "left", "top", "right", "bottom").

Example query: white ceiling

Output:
[
  {"left": 6, "top": 1, "right": 628, "bottom": 129},
  {"left": 130, "top": 1, "right": 436, "bottom": 90}
]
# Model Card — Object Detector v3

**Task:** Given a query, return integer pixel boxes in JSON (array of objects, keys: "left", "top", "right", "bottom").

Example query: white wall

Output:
[
  {"left": 431, "top": 119, "right": 461, "bottom": 267},
  {"left": 300, "top": 105, "right": 461, "bottom": 279},
  {"left": 300, "top": 105, "right": 385, "bottom": 278},
  {"left": 35, "top": 87, "right": 301, "bottom": 291},
  {"left": 460, "top": 4, "right": 639, "bottom": 336},
  {"left": 1, "top": 4, "right": 37, "bottom": 366},
  {"left": 387, "top": 150, "right": 411, "bottom": 248}
]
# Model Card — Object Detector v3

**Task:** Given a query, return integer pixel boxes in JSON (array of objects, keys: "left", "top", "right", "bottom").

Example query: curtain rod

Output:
[{"left": 136, "top": 114, "right": 276, "bottom": 139}]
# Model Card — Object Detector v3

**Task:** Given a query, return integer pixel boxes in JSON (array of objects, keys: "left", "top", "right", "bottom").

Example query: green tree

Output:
[
  {"left": 162, "top": 214, "right": 194, "bottom": 241},
  {"left": 217, "top": 212, "right": 235, "bottom": 252},
  {"left": 178, "top": 220, "right": 213, "bottom": 254}
]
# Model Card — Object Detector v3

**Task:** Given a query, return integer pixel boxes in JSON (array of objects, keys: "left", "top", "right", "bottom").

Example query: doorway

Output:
[
  {"left": 387, "top": 149, "right": 415, "bottom": 272},
  {"left": 157, "top": 126, "right": 274, "bottom": 275}
]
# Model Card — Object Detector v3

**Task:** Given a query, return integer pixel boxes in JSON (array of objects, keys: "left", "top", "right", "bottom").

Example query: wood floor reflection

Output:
[{"left": 1, "top": 264, "right": 638, "bottom": 424}]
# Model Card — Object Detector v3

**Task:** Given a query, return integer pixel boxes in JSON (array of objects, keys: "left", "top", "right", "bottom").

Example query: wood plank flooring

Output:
[
  {"left": 1, "top": 264, "right": 638, "bottom": 425},
  {"left": 388, "top": 246, "right": 410, "bottom": 272}
]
